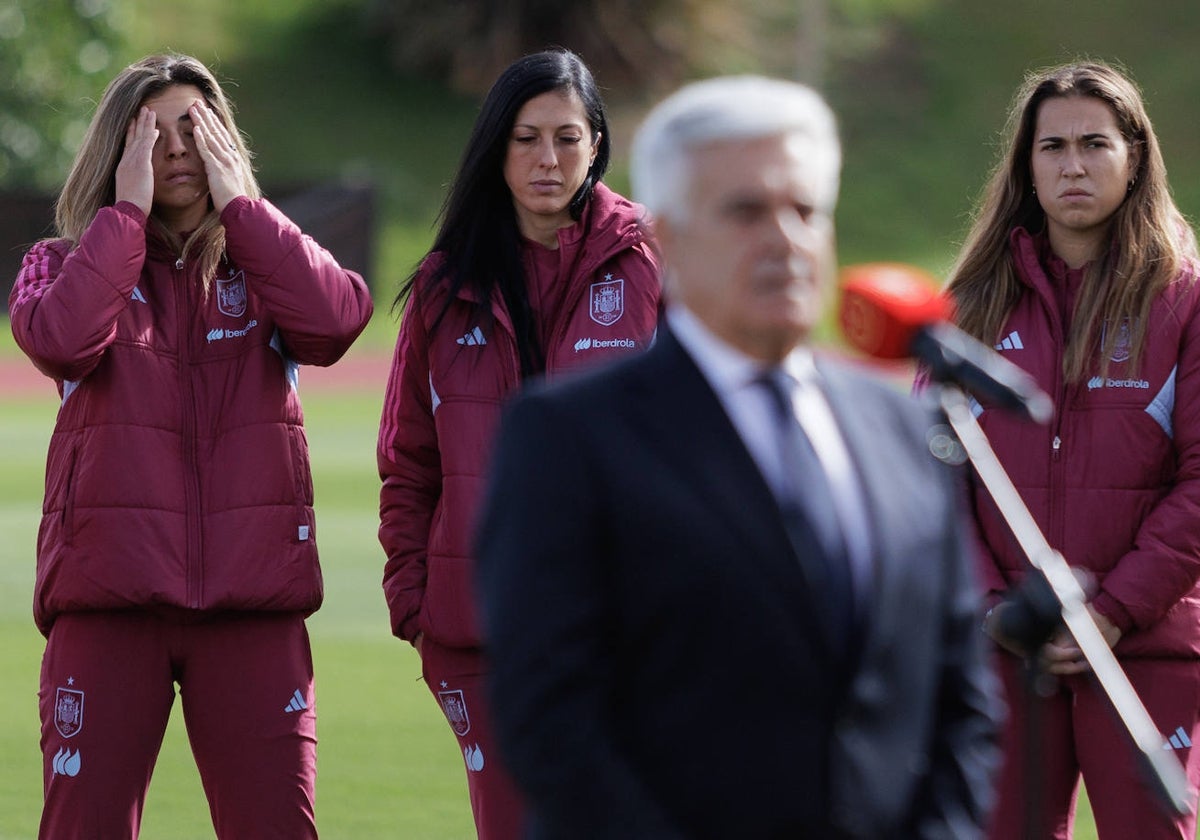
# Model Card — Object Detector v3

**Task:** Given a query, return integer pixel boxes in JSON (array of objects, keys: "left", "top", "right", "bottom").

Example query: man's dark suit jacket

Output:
[{"left": 475, "top": 327, "right": 999, "bottom": 839}]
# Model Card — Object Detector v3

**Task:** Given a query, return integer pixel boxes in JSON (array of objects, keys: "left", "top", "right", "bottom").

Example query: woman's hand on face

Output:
[
  {"left": 115, "top": 107, "right": 157, "bottom": 217},
  {"left": 189, "top": 100, "right": 246, "bottom": 213}
]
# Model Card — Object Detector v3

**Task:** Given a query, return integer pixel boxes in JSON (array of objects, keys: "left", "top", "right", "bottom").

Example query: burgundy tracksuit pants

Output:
[
  {"left": 987, "top": 651, "right": 1200, "bottom": 839},
  {"left": 421, "top": 640, "right": 527, "bottom": 840},
  {"left": 38, "top": 610, "right": 318, "bottom": 839}
]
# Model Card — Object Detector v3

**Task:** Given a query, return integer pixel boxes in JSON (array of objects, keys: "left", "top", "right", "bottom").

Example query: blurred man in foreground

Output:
[{"left": 475, "top": 75, "right": 999, "bottom": 839}]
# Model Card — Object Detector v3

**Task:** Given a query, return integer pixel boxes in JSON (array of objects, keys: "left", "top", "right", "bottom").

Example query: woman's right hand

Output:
[{"left": 115, "top": 106, "right": 157, "bottom": 217}]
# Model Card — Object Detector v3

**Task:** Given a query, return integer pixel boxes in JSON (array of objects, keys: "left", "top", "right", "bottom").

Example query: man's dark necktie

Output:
[{"left": 757, "top": 369, "right": 854, "bottom": 652}]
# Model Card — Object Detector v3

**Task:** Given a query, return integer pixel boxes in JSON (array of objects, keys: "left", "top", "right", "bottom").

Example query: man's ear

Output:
[
  {"left": 649, "top": 213, "right": 675, "bottom": 255},
  {"left": 643, "top": 213, "right": 678, "bottom": 298}
]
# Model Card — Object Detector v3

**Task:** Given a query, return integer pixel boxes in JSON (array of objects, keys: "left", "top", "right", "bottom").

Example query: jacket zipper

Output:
[
  {"left": 486, "top": 287, "right": 522, "bottom": 386},
  {"left": 546, "top": 272, "right": 589, "bottom": 376},
  {"left": 1048, "top": 429, "right": 1066, "bottom": 553},
  {"left": 1045, "top": 308, "right": 1069, "bottom": 555},
  {"left": 176, "top": 256, "right": 204, "bottom": 607}
]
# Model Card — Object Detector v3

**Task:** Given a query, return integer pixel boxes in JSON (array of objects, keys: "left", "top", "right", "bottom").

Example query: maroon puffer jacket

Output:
[
  {"left": 378, "top": 183, "right": 661, "bottom": 649},
  {"left": 971, "top": 227, "right": 1200, "bottom": 658},
  {"left": 10, "top": 197, "right": 373, "bottom": 635}
]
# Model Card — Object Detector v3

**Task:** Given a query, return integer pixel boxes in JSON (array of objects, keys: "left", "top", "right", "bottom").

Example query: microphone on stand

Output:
[
  {"left": 834, "top": 266, "right": 1194, "bottom": 818},
  {"left": 837, "top": 262, "right": 1054, "bottom": 425}
]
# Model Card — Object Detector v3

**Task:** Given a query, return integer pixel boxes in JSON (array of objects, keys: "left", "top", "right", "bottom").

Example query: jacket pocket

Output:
[
  {"left": 44, "top": 435, "right": 80, "bottom": 547},
  {"left": 286, "top": 425, "right": 315, "bottom": 542}
]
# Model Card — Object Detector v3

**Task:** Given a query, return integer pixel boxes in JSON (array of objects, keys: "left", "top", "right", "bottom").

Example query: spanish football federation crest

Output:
[
  {"left": 216, "top": 270, "right": 248, "bottom": 318},
  {"left": 54, "top": 687, "right": 84, "bottom": 738},
  {"left": 1104, "top": 317, "right": 1134, "bottom": 363},
  {"left": 438, "top": 688, "right": 471, "bottom": 736},
  {"left": 590, "top": 276, "right": 624, "bottom": 326}
]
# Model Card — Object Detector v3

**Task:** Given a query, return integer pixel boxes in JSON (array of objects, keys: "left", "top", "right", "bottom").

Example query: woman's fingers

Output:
[
  {"left": 114, "top": 107, "right": 156, "bottom": 215},
  {"left": 189, "top": 100, "right": 246, "bottom": 212}
]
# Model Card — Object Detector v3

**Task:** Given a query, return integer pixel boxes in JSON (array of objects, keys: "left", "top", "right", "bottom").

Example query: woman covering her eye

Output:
[
  {"left": 376, "top": 48, "right": 661, "bottom": 838},
  {"left": 9, "top": 52, "right": 373, "bottom": 838}
]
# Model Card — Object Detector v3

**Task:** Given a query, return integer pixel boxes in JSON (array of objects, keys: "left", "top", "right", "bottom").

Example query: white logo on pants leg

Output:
[
  {"left": 54, "top": 688, "right": 84, "bottom": 738},
  {"left": 464, "top": 743, "right": 485, "bottom": 772},
  {"left": 438, "top": 689, "right": 471, "bottom": 736},
  {"left": 52, "top": 747, "right": 81, "bottom": 777},
  {"left": 284, "top": 689, "right": 308, "bottom": 713},
  {"left": 1164, "top": 726, "right": 1193, "bottom": 750}
]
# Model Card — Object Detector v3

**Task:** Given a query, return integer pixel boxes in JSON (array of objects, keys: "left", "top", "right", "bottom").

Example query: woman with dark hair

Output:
[
  {"left": 377, "top": 48, "right": 660, "bottom": 837},
  {"left": 945, "top": 60, "right": 1200, "bottom": 838},
  {"left": 9, "top": 54, "right": 373, "bottom": 838}
]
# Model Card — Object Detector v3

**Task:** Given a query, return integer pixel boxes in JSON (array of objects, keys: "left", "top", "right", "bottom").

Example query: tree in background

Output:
[
  {"left": 0, "top": 0, "right": 128, "bottom": 190},
  {"left": 359, "top": 0, "right": 839, "bottom": 98}
]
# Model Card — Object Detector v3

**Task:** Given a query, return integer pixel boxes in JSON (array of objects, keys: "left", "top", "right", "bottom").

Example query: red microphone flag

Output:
[{"left": 839, "top": 263, "right": 954, "bottom": 359}]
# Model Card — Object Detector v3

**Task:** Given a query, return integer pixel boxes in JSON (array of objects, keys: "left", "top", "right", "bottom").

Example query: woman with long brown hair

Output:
[
  {"left": 10, "top": 53, "right": 372, "bottom": 838},
  {"left": 946, "top": 60, "right": 1200, "bottom": 838}
]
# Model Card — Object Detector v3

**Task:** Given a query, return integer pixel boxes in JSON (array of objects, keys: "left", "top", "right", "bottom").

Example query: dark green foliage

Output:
[{"left": 0, "top": 0, "right": 129, "bottom": 189}]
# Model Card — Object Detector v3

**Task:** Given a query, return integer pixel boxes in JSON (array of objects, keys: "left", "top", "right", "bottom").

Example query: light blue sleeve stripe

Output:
[
  {"left": 429, "top": 373, "right": 441, "bottom": 414},
  {"left": 269, "top": 329, "right": 300, "bottom": 392},
  {"left": 1146, "top": 365, "right": 1176, "bottom": 439}
]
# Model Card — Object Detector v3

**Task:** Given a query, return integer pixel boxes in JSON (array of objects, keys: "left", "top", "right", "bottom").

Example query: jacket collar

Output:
[{"left": 446, "top": 182, "right": 650, "bottom": 307}]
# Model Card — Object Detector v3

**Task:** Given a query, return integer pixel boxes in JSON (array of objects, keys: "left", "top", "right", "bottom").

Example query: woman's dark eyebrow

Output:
[{"left": 1037, "top": 131, "right": 1110, "bottom": 144}]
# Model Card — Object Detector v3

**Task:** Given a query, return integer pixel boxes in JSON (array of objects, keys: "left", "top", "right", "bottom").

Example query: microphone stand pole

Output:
[{"left": 936, "top": 384, "right": 1192, "bottom": 817}]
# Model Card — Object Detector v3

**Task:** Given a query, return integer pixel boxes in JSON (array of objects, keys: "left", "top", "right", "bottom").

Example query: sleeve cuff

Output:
[
  {"left": 1092, "top": 591, "right": 1136, "bottom": 633},
  {"left": 112, "top": 200, "right": 148, "bottom": 224},
  {"left": 218, "top": 194, "right": 253, "bottom": 224}
]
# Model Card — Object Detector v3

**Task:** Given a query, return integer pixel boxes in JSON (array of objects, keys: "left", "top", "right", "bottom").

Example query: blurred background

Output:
[
  {"left": 4, "top": 2, "right": 1200, "bottom": 837},
  {"left": 4, "top": 0, "right": 1200, "bottom": 309}
]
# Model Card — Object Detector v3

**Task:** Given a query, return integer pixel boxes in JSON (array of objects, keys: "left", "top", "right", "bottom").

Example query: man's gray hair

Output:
[{"left": 630, "top": 75, "right": 841, "bottom": 223}]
